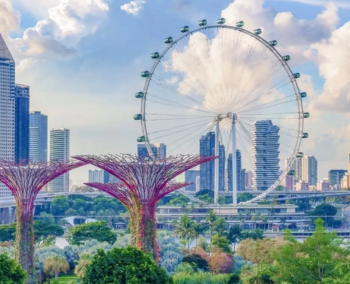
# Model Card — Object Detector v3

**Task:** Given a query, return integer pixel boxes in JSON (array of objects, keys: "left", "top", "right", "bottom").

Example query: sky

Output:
[{"left": 1, "top": 0, "right": 350, "bottom": 186}]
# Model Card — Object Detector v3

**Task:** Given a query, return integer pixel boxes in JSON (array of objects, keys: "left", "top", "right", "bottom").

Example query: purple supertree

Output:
[
  {"left": 74, "top": 154, "right": 217, "bottom": 260},
  {"left": 0, "top": 160, "right": 86, "bottom": 276}
]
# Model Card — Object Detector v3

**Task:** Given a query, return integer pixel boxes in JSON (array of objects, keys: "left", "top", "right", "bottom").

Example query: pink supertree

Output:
[
  {"left": 74, "top": 154, "right": 217, "bottom": 260},
  {"left": 0, "top": 160, "right": 86, "bottom": 276}
]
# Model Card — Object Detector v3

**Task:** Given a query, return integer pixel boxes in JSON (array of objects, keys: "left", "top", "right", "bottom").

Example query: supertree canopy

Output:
[
  {"left": 0, "top": 160, "right": 86, "bottom": 278},
  {"left": 74, "top": 154, "right": 217, "bottom": 260}
]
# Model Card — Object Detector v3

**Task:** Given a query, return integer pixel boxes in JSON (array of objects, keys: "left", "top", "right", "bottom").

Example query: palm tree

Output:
[
  {"left": 228, "top": 224, "right": 242, "bottom": 251},
  {"left": 249, "top": 264, "right": 274, "bottom": 284},
  {"left": 206, "top": 210, "right": 218, "bottom": 237},
  {"left": 44, "top": 255, "right": 69, "bottom": 279},
  {"left": 173, "top": 214, "right": 196, "bottom": 249},
  {"left": 74, "top": 253, "right": 94, "bottom": 278}
]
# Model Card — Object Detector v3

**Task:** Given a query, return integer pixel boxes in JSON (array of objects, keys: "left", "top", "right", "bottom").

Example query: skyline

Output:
[{"left": 1, "top": 0, "right": 350, "bottom": 185}]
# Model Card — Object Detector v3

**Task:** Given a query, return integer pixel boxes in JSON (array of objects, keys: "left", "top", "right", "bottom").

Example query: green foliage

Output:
[
  {"left": 269, "top": 218, "right": 350, "bottom": 283},
  {"left": 158, "top": 232, "right": 183, "bottom": 273},
  {"left": 238, "top": 193, "right": 253, "bottom": 203},
  {"left": 309, "top": 204, "right": 338, "bottom": 226},
  {"left": 51, "top": 196, "right": 71, "bottom": 216},
  {"left": 82, "top": 246, "right": 171, "bottom": 284},
  {"left": 67, "top": 221, "right": 116, "bottom": 245},
  {"left": 182, "top": 254, "right": 209, "bottom": 271},
  {"left": 241, "top": 229, "right": 264, "bottom": 241},
  {"left": 173, "top": 214, "right": 197, "bottom": 249},
  {"left": 211, "top": 234, "right": 232, "bottom": 253},
  {"left": 38, "top": 212, "right": 55, "bottom": 225},
  {"left": 0, "top": 253, "right": 26, "bottom": 284},
  {"left": 0, "top": 221, "right": 63, "bottom": 245}
]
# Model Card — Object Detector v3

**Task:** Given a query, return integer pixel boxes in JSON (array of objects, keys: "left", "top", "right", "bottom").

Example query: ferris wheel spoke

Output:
[
  {"left": 239, "top": 93, "right": 296, "bottom": 114},
  {"left": 235, "top": 76, "right": 291, "bottom": 113},
  {"left": 148, "top": 120, "right": 212, "bottom": 140},
  {"left": 146, "top": 118, "right": 215, "bottom": 135}
]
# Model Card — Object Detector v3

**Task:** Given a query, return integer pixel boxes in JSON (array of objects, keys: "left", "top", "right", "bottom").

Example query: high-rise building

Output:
[
  {"left": 227, "top": 150, "right": 245, "bottom": 191},
  {"left": 29, "top": 111, "right": 48, "bottom": 162},
  {"left": 219, "top": 145, "right": 225, "bottom": 191},
  {"left": 328, "top": 170, "right": 347, "bottom": 187},
  {"left": 199, "top": 132, "right": 215, "bottom": 190},
  {"left": 137, "top": 143, "right": 166, "bottom": 159},
  {"left": 184, "top": 170, "right": 200, "bottom": 191},
  {"left": 317, "top": 179, "right": 330, "bottom": 191},
  {"left": 88, "top": 170, "right": 104, "bottom": 183},
  {"left": 252, "top": 120, "right": 280, "bottom": 191},
  {"left": 285, "top": 175, "right": 294, "bottom": 190},
  {"left": 296, "top": 180, "right": 308, "bottom": 191},
  {"left": 245, "top": 170, "right": 253, "bottom": 189},
  {"left": 302, "top": 156, "right": 318, "bottom": 186},
  {"left": 0, "top": 34, "right": 15, "bottom": 197},
  {"left": 49, "top": 129, "right": 70, "bottom": 192},
  {"left": 14, "top": 84, "right": 29, "bottom": 164}
]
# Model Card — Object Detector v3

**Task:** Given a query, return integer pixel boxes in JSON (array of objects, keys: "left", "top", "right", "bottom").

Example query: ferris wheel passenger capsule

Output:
[
  {"left": 236, "top": 21, "right": 244, "bottom": 27},
  {"left": 137, "top": 136, "right": 146, "bottom": 142},
  {"left": 141, "top": 71, "right": 150, "bottom": 77},
  {"left": 302, "top": 133, "right": 309, "bottom": 138},
  {"left": 297, "top": 152, "right": 304, "bottom": 158},
  {"left": 198, "top": 19, "right": 207, "bottom": 26},
  {"left": 303, "top": 112, "right": 310, "bottom": 118},
  {"left": 293, "top": 73, "right": 301, "bottom": 79},
  {"left": 180, "top": 26, "right": 189, "bottom": 33},
  {"left": 288, "top": 170, "right": 296, "bottom": 176},
  {"left": 164, "top": 37, "right": 173, "bottom": 44},
  {"left": 135, "top": 92, "right": 144, "bottom": 98},
  {"left": 133, "top": 114, "right": 143, "bottom": 120},
  {"left": 300, "top": 92, "right": 307, "bottom": 98},
  {"left": 254, "top": 28, "right": 262, "bottom": 35},
  {"left": 151, "top": 52, "right": 159, "bottom": 59},
  {"left": 283, "top": 55, "right": 291, "bottom": 61},
  {"left": 269, "top": 40, "right": 277, "bottom": 47},
  {"left": 217, "top": 18, "right": 226, "bottom": 24}
]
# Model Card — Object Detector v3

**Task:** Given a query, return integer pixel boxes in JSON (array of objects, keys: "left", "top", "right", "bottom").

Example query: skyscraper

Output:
[
  {"left": 199, "top": 132, "right": 215, "bottom": 190},
  {"left": 245, "top": 170, "right": 253, "bottom": 189},
  {"left": 184, "top": 170, "right": 200, "bottom": 191},
  {"left": 252, "top": 120, "right": 280, "bottom": 191},
  {"left": 302, "top": 156, "right": 318, "bottom": 186},
  {"left": 227, "top": 150, "right": 245, "bottom": 191},
  {"left": 49, "top": 129, "right": 70, "bottom": 192},
  {"left": 219, "top": 145, "right": 225, "bottom": 191},
  {"left": 328, "top": 170, "right": 347, "bottom": 187},
  {"left": 0, "top": 34, "right": 15, "bottom": 197},
  {"left": 88, "top": 170, "right": 104, "bottom": 183},
  {"left": 14, "top": 84, "right": 30, "bottom": 164},
  {"left": 137, "top": 143, "right": 166, "bottom": 159},
  {"left": 29, "top": 111, "right": 48, "bottom": 162}
]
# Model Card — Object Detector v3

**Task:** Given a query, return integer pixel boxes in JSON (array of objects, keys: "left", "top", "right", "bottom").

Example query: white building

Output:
[
  {"left": 317, "top": 179, "right": 330, "bottom": 191},
  {"left": 252, "top": 120, "right": 280, "bottom": 191},
  {"left": 302, "top": 156, "right": 318, "bottom": 186},
  {"left": 49, "top": 129, "right": 70, "bottom": 192},
  {"left": 0, "top": 34, "right": 15, "bottom": 197},
  {"left": 88, "top": 170, "right": 104, "bottom": 183}
]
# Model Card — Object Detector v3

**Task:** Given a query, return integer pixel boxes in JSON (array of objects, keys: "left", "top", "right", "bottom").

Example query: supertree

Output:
[
  {"left": 0, "top": 160, "right": 86, "bottom": 279},
  {"left": 74, "top": 154, "right": 217, "bottom": 260}
]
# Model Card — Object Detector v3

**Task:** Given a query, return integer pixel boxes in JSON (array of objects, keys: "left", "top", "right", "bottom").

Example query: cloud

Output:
[
  {"left": 120, "top": 0, "right": 145, "bottom": 15},
  {"left": 5, "top": 0, "right": 109, "bottom": 68},
  {"left": 308, "top": 22, "right": 350, "bottom": 113},
  {"left": 0, "top": 0, "right": 20, "bottom": 35},
  {"left": 272, "top": 0, "right": 350, "bottom": 9}
]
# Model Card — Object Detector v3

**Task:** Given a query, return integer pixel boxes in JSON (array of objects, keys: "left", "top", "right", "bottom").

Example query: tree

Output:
[
  {"left": 228, "top": 224, "right": 242, "bottom": 251},
  {"left": 173, "top": 214, "right": 196, "bottom": 249},
  {"left": 0, "top": 223, "right": 16, "bottom": 242},
  {"left": 211, "top": 234, "right": 232, "bottom": 253},
  {"left": 208, "top": 251, "right": 234, "bottom": 274},
  {"left": 51, "top": 196, "right": 70, "bottom": 216},
  {"left": 82, "top": 247, "right": 172, "bottom": 284},
  {"left": 213, "top": 217, "right": 227, "bottom": 236},
  {"left": 238, "top": 193, "right": 253, "bottom": 203},
  {"left": 67, "top": 221, "right": 116, "bottom": 245},
  {"left": 270, "top": 219, "right": 350, "bottom": 283},
  {"left": 44, "top": 255, "right": 69, "bottom": 279},
  {"left": 74, "top": 253, "right": 94, "bottom": 278},
  {"left": 182, "top": 254, "right": 209, "bottom": 271},
  {"left": 0, "top": 253, "right": 26, "bottom": 284},
  {"left": 309, "top": 204, "right": 337, "bottom": 226},
  {"left": 38, "top": 212, "right": 55, "bottom": 225},
  {"left": 206, "top": 210, "right": 218, "bottom": 237}
]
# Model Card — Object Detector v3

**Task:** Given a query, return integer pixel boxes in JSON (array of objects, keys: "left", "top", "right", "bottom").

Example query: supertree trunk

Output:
[
  {"left": 15, "top": 199, "right": 35, "bottom": 281},
  {"left": 130, "top": 203, "right": 158, "bottom": 261}
]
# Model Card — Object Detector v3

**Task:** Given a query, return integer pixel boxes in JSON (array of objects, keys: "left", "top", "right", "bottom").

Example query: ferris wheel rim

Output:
[{"left": 139, "top": 23, "right": 305, "bottom": 204}]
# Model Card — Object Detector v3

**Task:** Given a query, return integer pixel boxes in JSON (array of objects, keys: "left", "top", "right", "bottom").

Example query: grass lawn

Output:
[{"left": 44, "top": 275, "right": 78, "bottom": 283}]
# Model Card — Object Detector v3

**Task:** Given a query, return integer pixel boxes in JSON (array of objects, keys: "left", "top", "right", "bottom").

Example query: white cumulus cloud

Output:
[
  {"left": 0, "top": 0, "right": 20, "bottom": 35},
  {"left": 120, "top": 0, "right": 145, "bottom": 15}
]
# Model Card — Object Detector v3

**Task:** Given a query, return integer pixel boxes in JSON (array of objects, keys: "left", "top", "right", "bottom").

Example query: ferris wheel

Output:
[{"left": 134, "top": 18, "right": 309, "bottom": 205}]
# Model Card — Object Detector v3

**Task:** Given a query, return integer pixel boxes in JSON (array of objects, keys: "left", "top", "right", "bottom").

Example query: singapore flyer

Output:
[{"left": 134, "top": 18, "right": 309, "bottom": 205}]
